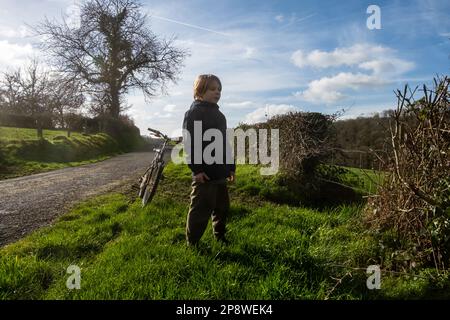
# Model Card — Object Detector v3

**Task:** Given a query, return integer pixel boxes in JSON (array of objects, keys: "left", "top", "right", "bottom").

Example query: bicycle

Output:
[{"left": 137, "top": 127, "right": 176, "bottom": 207}]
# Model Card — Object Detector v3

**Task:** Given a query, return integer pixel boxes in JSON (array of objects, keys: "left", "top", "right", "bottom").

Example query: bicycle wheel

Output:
[
  {"left": 142, "top": 162, "right": 164, "bottom": 207},
  {"left": 138, "top": 166, "right": 155, "bottom": 198}
]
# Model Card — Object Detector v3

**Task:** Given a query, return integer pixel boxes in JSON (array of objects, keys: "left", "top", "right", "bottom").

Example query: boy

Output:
[{"left": 182, "top": 74, "right": 235, "bottom": 246}]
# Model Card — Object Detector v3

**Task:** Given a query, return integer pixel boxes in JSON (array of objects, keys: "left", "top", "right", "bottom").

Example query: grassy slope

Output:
[
  {"left": 0, "top": 163, "right": 448, "bottom": 300},
  {"left": 0, "top": 126, "right": 122, "bottom": 179},
  {"left": 0, "top": 127, "right": 87, "bottom": 140},
  {"left": 338, "top": 166, "right": 384, "bottom": 195}
]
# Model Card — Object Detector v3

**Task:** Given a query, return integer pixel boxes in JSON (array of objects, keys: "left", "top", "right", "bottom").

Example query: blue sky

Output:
[{"left": 0, "top": 0, "right": 449, "bottom": 137}]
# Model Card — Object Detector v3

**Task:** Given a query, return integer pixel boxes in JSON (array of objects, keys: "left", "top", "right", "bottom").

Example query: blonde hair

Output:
[{"left": 193, "top": 74, "right": 222, "bottom": 100}]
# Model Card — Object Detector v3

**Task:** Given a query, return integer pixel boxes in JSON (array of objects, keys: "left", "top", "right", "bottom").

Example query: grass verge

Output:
[
  {"left": 0, "top": 163, "right": 448, "bottom": 299},
  {"left": 0, "top": 126, "right": 123, "bottom": 179}
]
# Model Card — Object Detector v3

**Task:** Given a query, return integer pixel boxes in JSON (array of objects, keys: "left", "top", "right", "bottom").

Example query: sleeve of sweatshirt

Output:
[{"left": 182, "top": 109, "right": 204, "bottom": 175}]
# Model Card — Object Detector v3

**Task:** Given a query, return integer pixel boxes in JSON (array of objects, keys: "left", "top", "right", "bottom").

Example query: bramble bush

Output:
[
  {"left": 365, "top": 76, "right": 450, "bottom": 272},
  {"left": 237, "top": 111, "right": 359, "bottom": 207}
]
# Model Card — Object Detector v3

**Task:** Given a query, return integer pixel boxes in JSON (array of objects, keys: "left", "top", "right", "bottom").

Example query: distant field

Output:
[{"left": 338, "top": 166, "right": 385, "bottom": 195}]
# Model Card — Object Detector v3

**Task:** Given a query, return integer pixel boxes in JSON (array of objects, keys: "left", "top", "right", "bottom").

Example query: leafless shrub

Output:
[
  {"left": 365, "top": 76, "right": 450, "bottom": 272},
  {"left": 236, "top": 111, "right": 357, "bottom": 207},
  {"left": 239, "top": 111, "right": 337, "bottom": 177}
]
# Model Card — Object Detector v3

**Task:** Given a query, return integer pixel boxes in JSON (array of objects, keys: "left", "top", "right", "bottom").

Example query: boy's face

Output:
[{"left": 200, "top": 81, "right": 221, "bottom": 104}]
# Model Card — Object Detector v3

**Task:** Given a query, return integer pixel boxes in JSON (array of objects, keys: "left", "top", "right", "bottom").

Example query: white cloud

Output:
[
  {"left": 291, "top": 43, "right": 414, "bottom": 104},
  {"left": 222, "top": 101, "right": 255, "bottom": 109},
  {"left": 163, "top": 104, "right": 177, "bottom": 112},
  {"left": 291, "top": 43, "right": 414, "bottom": 76},
  {"left": 291, "top": 44, "right": 393, "bottom": 69},
  {"left": 294, "top": 72, "right": 387, "bottom": 104},
  {"left": 244, "top": 104, "right": 298, "bottom": 124},
  {"left": 0, "top": 40, "right": 35, "bottom": 69},
  {"left": 0, "top": 25, "right": 30, "bottom": 38},
  {"left": 127, "top": 93, "right": 187, "bottom": 137},
  {"left": 358, "top": 59, "right": 414, "bottom": 75},
  {"left": 152, "top": 112, "right": 173, "bottom": 118}
]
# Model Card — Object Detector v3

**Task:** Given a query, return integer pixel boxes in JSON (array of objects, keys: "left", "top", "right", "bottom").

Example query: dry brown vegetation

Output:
[
  {"left": 239, "top": 112, "right": 337, "bottom": 177},
  {"left": 365, "top": 76, "right": 450, "bottom": 272}
]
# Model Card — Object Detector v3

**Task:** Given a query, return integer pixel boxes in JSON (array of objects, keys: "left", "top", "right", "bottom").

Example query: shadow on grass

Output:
[
  {"left": 306, "top": 180, "right": 364, "bottom": 210},
  {"left": 189, "top": 241, "right": 376, "bottom": 299},
  {"left": 258, "top": 177, "right": 364, "bottom": 211}
]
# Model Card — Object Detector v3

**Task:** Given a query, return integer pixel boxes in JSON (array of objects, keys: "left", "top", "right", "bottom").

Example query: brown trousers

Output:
[{"left": 186, "top": 180, "right": 230, "bottom": 244}]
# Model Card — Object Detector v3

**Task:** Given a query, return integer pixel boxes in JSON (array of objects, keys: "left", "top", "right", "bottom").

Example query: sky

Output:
[{"left": 0, "top": 0, "right": 449, "bottom": 137}]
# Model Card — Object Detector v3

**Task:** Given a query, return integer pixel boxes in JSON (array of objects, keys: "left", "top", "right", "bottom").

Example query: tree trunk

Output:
[
  {"left": 36, "top": 118, "right": 43, "bottom": 139},
  {"left": 110, "top": 86, "right": 120, "bottom": 119}
]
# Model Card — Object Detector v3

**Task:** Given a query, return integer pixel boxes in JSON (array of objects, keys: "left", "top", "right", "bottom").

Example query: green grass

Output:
[
  {"left": 0, "top": 126, "right": 123, "bottom": 179},
  {"left": 338, "top": 166, "right": 385, "bottom": 195},
  {"left": 1, "top": 162, "right": 448, "bottom": 300},
  {"left": 0, "top": 126, "right": 86, "bottom": 141}
]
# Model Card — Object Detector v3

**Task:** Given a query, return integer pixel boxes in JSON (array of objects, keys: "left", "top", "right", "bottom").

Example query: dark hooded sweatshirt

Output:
[{"left": 182, "top": 99, "right": 236, "bottom": 181}]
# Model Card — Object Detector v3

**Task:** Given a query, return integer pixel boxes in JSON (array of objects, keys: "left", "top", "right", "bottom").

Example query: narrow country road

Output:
[{"left": 0, "top": 152, "right": 155, "bottom": 247}]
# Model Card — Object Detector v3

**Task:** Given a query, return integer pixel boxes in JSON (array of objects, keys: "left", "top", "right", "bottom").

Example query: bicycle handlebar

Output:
[{"left": 147, "top": 127, "right": 169, "bottom": 140}]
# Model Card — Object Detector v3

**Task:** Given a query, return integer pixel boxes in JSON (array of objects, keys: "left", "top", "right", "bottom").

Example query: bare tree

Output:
[
  {"left": 0, "top": 88, "right": 4, "bottom": 113},
  {"left": 2, "top": 61, "right": 53, "bottom": 138},
  {"left": 0, "top": 70, "right": 24, "bottom": 114},
  {"left": 48, "top": 76, "right": 85, "bottom": 137},
  {"left": 33, "top": 0, "right": 187, "bottom": 119}
]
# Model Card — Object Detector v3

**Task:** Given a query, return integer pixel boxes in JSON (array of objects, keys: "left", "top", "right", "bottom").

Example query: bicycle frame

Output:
[
  {"left": 142, "top": 127, "right": 171, "bottom": 174},
  {"left": 138, "top": 127, "right": 175, "bottom": 206},
  {"left": 153, "top": 139, "right": 168, "bottom": 163}
]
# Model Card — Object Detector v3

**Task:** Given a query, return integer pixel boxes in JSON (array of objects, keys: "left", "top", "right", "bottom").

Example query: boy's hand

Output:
[
  {"left": 227, "top": 172, "right": 235, "bottom": 183},
  {"left": 194, "top": 172, "right": 210, "bottom": 183}
]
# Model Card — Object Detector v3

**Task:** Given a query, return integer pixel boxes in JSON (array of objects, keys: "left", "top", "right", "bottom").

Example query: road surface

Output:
[{"left": 0, "top": 152, "right": 155, "bottom": 247}]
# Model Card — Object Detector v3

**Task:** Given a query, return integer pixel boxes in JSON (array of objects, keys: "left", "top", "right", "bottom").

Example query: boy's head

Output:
[{"left": 193, "top": 74, "right": 222, "bottom": 104}]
